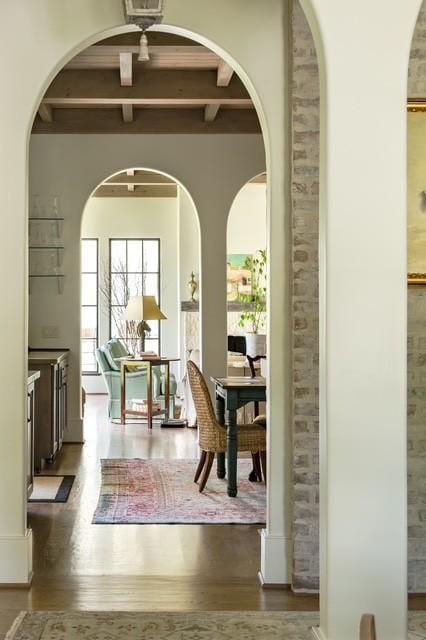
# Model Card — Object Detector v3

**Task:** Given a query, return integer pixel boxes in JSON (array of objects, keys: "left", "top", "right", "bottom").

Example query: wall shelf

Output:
[
  {"left": 181, "top": 300, "right": 255, "bottom": 312},
  {"left": 29, "top": 217, "right": 65, "bottom": 221}
]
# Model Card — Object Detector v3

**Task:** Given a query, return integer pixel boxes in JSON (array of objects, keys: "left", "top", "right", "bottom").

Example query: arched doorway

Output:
[
  {"left": 25, "top": 16, "right": 277, "bottom": 599},
  {"left": 226, "top": 172, "right": 267, "bottom": 367},
  {"left": 1, "top": 2, "right": 313, "bottom": 617}
]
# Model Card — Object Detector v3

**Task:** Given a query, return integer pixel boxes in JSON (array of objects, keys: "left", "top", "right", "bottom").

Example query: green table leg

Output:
[
  {"left": 226, "top": 400, "right": 238, "bottom": 497},
  {"left": 216, "top": 395, "right": 226, "bottom": 479}
]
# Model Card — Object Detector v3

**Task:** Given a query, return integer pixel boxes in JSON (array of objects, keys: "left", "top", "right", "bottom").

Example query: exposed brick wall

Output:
[
  {"left": 290, "top": 0, "right": 426, "bottom": 593},
  {"left": 291, "top": 0, "right": 320, "bottom": 592},
  {"left": 409, "top": 5, "right": 426, "bottom": 98},
  {"left": 408, "top": 288, "right": 426, "bottom": 591}
]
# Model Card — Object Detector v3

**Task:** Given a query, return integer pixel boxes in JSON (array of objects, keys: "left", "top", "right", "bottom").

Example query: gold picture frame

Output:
[
  {"left": 408, "top": 106, "right": 426, "bottom": 285},
  {"left": 408, "top": 273, "right": 426, "bottom": 285}
]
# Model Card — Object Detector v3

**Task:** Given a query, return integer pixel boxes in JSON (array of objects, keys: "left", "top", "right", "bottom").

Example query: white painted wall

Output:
[
  {"left": 28, "top": 134, "right": 265, "bottom": 440},
  {"left": 227, "top": 183, "right": 267, "bottom": 255},
  {"left": 178, "top": 186, "right": 200, "bottom": 306},
  {"left": 178, "top": 182, "right": 267, "bottom": 302},
  {"left": 81, "top": 195, "right": 179, "bottom": 394}
]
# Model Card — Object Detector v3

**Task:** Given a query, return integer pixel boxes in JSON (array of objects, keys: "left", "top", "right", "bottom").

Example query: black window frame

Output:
[
  {"left": 108, "top": 238, "right": 161, "bottom": 354},
  {"left": 81, "top": 238, "right": 99, "bottom": 375}
]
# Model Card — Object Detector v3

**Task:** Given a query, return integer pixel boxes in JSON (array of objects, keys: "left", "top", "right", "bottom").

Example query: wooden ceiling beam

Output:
[
  {"left": 32, "top": 107, "right": 261, "bottom": 134},
  {"left": 43, "top": 69, "right": 252, "bottom": 107},
  {"left": 121, "top": 104, "right": 133, "bottom": 122},
  {"left": 67, "top": 46, "right": 220, "bottom": 71},
  {"left": 217, "top": 61, "right": 234, "bottom": 87},
  {"left": 38, "top": 104, "right": 54, "bottom": 123},
  {"left": 93, "top": 184, "right": 178, "bottom": 198},
  {"left": 204, "top": 104, "right": 220, "bottom": 122},
  {"left": 119, "top": 52, "right": 133, "bottom": 86},
  {"left": 249, "top": 173, "right": 267, "bottom": 184},
  {"left": 95, "top": 33, "right": 198, "bottom": 47},
  {"left": 106, "top": 172, "right": 175, "bottom": 185}
]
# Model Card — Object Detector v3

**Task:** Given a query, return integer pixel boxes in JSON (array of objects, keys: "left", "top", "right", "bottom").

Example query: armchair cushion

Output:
[
  {"left": 103, "top": 347, "right": 120, "bottom": 371},
  {"left": 108, "top": 338, "right": 129, "bottom": 359},
  {"left": 96, "top": 347, "right": 110, "bottom": 373},
  {"left": 103, "top": 338, "right": 130, "bottom": 371}
]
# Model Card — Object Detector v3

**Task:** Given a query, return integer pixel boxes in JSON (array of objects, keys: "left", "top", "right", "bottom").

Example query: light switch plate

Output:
[{"left": 42, "top": 325, "right": 60, "bottom": 339}]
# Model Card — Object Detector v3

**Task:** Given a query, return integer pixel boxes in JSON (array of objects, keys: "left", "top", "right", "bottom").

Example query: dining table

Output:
[{"left": 210, "top": 376, "right": 267, "bottom": 497}]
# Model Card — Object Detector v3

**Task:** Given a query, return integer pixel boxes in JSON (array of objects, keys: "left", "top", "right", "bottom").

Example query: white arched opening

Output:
[
  {"left": 79, "top": 166, "right": 200, "bottom": 394},
  {"left": 0, "top": 1, "right": 302, "bottom": 597},
  {"left": 226, "top": 174, "right": 267, "bottom": 359}
]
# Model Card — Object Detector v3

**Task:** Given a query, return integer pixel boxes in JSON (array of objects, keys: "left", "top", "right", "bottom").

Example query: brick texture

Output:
[
  {"left": 291, "top": 0, "right": 320, "bottom": 592},
  {"left": 408, "top": 288, "right": 426, "bottom": 591}
]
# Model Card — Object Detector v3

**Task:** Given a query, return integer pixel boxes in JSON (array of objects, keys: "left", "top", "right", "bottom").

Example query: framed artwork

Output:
[
  {"left": 227, "top": 254, "right": 253, "bottom": 301},
  {"left": 408, "top": 109, "right": 426, "bottom": 285}
]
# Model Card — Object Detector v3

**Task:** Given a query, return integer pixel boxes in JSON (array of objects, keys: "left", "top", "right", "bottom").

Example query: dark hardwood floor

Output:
[{"left": 0, "top": 395, "right": 319, "bottom": 638}]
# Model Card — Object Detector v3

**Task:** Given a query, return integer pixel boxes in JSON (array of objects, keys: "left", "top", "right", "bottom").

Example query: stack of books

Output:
[{"left": 130, "top": 399, "right": 162, "bottom": 415}]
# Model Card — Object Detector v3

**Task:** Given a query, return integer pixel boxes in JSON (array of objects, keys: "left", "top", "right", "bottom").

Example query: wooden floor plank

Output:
[{"left": 0, "top": 396, "right": 422, "bottom": 638}]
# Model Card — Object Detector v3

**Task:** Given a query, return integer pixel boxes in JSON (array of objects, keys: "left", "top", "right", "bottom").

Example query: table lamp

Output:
[{"left": 123, "top": 295, "right": 166, "bottom": 355}]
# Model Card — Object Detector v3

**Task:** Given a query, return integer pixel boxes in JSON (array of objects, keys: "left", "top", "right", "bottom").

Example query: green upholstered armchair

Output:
[{"left": 96, "top": 339, "right": 177, "bottom": 420}]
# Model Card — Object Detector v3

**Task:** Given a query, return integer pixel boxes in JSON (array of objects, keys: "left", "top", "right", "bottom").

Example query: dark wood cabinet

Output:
[
  {"left": 27, "top": 370, "right": 40, "bottom": 498},
  {"left": 57, "top": 358, "right": 68, "bottom": 450},
  {"left": 28, "top": 351, "right": 69, "bottom": 471}
]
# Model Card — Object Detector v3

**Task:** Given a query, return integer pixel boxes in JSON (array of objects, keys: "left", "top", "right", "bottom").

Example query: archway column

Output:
[
  {"left": 260, "top": 108, "right": 293, "bottom": 584},
  {"left": 199, "top": 206, "right": 228, "bottom": 386},
  {"left": 0, "top": 134, "right": 32, "bottom": 584},
  {"left": 301, "top": 0, "right": 422, "bottom": 638}
]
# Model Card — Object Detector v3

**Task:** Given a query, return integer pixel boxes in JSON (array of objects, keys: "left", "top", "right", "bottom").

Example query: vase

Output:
[
  {"left": 188, "top": 271, "right": 197, "bottom": 302},
  {"left": 245, "top": 332, "right": 267, "bottom": 357}
]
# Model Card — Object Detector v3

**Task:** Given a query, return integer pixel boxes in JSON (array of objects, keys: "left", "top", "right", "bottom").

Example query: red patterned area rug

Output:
[{"left": 93, "top": 458, "right": 266, "bottom": 524}]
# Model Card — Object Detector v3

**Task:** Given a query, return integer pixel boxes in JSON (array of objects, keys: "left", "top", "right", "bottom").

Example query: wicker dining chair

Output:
[
  {"left": 187, "top": 360, "right": 267, "bottom": 492},
  {"left": 246, "top": 354, "right": 267, "bottom": 482}
]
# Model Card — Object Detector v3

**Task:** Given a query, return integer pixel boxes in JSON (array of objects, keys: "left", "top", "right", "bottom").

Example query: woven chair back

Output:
[{"left": 187, "top": 360, "right": 222, "bottom": 451}]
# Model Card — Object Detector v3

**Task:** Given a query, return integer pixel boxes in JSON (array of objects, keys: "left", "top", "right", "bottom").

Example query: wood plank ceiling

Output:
[
  {"left": 93, "top": 170, "right": 266, "bottom": 198},
  {"left": 94, "top": 170, "right": 178, "bottom": 198},
  {"left": 33, "top": 33, "right": 260, "bottom": 135}
]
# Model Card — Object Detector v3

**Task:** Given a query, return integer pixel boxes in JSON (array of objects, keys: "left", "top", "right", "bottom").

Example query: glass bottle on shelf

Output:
[
  {"left": 51, "top": 195, "right": 60, "bottom": 218},
  {"left": 49, "top": 250, "right": 59, "bottom": 275}
]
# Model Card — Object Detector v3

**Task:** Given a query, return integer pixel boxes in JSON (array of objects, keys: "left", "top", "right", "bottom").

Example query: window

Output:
[
  {"left": 109, "top": 239, "right": 160, "bottom": 354},
  {"left": 81, "top": 239, "right": 99, "bottom": 373}
]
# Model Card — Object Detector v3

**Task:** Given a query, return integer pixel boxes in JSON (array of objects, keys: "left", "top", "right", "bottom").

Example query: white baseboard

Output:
[
  {"left": 64, "top": 417, "right": 83, "bottom": 443},
  {"left": 0, "top": 529, "right": 32, "bottom": 584},
  {"left": 311, "top": 627, "right": 326, "bottom": 640},
  {"left": 259, "top": 528, "right": 291, "bottom": 585}
]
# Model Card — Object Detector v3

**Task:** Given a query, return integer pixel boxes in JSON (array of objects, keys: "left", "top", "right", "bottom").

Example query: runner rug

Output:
[
  {"left": 5, "top": 611, "right": 318, "bottom": 640},
  {"left": 5, "top": 611, "right": 426, "bottom": 640},
  {"left": 92, "top": 458, "right": 266, "bottom": 524}
]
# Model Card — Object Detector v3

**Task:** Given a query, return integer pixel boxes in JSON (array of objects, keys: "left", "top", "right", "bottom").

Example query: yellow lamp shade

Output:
[{"left": 123, "top": 295, "right": 167, "bottom": 321}]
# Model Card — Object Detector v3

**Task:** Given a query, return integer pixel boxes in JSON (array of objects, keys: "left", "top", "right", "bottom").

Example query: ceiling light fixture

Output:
[{"left": 123, "top": 0, "right": 166, "bottom": 62}]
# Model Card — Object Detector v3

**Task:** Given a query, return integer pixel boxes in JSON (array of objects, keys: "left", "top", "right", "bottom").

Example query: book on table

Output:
[{"left": 130, "top": 399, "right": 163, "bottom": 415}]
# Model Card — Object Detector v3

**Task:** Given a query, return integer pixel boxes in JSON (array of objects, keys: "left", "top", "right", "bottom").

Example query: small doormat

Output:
[
  {"left": 93, "top": 458, "right": 266, "bottom": 524},
  {"left": 5, "top": 611, "right": 319, "bottom": 640},
  {"left": 28, "top": 475, "right": 75, "bottom": 503}
]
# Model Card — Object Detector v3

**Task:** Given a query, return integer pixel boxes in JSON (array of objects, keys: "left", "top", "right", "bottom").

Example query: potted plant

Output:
[{"left": 238, "top": 249, "right": 267, "bottom": 357}]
